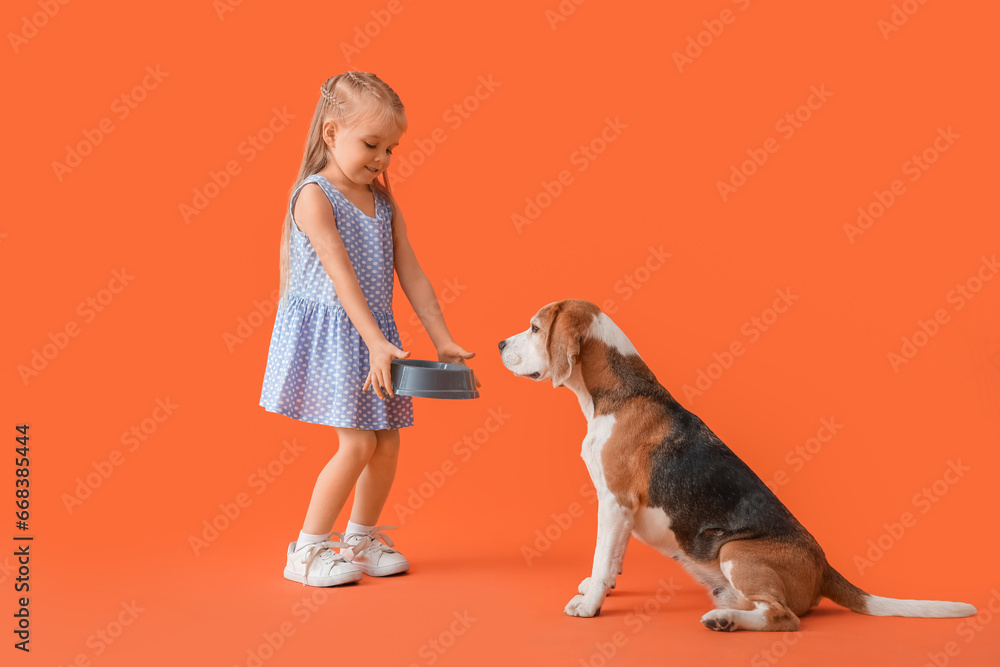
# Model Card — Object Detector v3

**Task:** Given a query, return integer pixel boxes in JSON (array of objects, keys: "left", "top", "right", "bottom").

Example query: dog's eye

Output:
[{"left": 531, "top": 325, "right": 539, "bottom": 333}]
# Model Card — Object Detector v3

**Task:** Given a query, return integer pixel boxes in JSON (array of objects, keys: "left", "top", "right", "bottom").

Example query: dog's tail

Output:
[{"left": 821, "top": 563, "right": 976, "bottom": 618}]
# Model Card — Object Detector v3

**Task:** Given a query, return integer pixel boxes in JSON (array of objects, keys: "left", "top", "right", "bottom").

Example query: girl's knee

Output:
[
  {"left": 335, "top": 429, "right": 378, "bottom": 464},
  {"left": 374, "top": 429, "right": 400, "bottom": 458}
]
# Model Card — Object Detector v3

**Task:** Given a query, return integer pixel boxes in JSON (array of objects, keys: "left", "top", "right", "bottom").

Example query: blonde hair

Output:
[{"left": 277, "top": 71, "right": 407, "bottom": 311}]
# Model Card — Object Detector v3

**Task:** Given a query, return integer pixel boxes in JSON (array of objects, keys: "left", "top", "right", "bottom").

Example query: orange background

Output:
[{"left": 4, "top": 0, "right": 999, "bottom": 665}]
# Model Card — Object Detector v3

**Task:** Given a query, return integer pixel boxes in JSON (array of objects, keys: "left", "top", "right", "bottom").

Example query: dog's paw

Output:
[
  {"left": 578, "top": 576, "right": 616, "bottom": 595},
  {"left": 565, "top": 594, "right": 601, "bottom": 618},
  {"left": 700, "top": 609, "right": 737, "bottom": 632}
]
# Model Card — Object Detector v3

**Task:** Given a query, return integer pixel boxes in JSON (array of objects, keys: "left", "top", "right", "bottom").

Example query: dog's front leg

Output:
[
  {"left": 575, "top": 511, "right": 623, "bottom": 595},
  {"left": 565, "top": 500, "right": 634, "bottom": 617}
]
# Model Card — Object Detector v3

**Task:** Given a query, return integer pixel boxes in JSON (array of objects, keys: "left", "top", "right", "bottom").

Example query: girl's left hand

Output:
[{"left": 437, "top": 342, "right": 481, "bottom": 388}]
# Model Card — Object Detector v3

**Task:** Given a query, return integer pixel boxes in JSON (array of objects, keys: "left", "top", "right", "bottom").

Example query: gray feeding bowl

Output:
[{"left": 389, "top": 359, "right": 480, "bottom": 399}]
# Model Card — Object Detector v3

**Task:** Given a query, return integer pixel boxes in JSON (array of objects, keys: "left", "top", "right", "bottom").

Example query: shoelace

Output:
[
  {"left": 338, "top": 525, "right": 400, "bottom": 560},
  {"left": 295, "top": 539, "right": 350, "bottom": 584}
]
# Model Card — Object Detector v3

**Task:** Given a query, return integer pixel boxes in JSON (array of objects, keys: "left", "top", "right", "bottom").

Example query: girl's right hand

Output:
[{"left": 363, "top": 339, "right": 411, "bottom": 399}]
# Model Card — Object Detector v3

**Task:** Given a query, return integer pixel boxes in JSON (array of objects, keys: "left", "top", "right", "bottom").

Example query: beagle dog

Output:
[{"left": 499, "top": 299, "right": 976, "bottom": 631}]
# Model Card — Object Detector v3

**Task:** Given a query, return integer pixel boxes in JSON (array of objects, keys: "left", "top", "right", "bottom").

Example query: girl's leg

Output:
[
  {"left": 300, "top": 427, "right": 377, "bottom": 535},
  {"left": 349, "top": 428, "right": 400, "bottom": 525}
]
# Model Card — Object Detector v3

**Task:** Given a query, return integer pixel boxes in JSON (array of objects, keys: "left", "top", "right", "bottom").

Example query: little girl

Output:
[{"left": 259, "top": 71, "right": 475, "bottom": 586}]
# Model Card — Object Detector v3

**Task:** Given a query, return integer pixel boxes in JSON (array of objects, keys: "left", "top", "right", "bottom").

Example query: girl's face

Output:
[{"left": 325, "top": 118, "right": 402, "bottom": 188}]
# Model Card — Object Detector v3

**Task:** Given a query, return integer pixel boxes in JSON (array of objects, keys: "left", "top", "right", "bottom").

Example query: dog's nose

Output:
[{"left": 498, "top": 339, "right": 507, "bottom": 351}]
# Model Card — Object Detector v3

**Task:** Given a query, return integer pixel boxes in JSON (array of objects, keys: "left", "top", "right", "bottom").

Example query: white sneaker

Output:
[
  {"left": 284, "top": 539, "right": 362, "bottom": 586},
  {"left": 339, "top": 526, "right": 409, "bottom": 576}
]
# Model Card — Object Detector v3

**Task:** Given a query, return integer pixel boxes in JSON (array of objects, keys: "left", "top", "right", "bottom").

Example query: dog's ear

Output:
[{"left": 548, "top": 304, "right": 583, "bottom": 388}]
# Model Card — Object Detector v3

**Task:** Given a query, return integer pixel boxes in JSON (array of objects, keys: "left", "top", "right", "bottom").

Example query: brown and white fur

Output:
[{"left": 499, "top": 299, "right": 977, "bottom": 631}]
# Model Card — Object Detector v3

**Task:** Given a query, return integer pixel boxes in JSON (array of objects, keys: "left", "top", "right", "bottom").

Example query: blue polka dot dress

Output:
[{"left": 259, "top": 173, "right": 415, "bottom": 430}]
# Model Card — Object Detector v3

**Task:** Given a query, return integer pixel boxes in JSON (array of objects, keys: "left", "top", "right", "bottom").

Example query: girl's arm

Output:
[
  {"left": 294, "top": 183, "right": 408, "bottom": 398},
  {"left": 392, "top": 203, "right": 476, "bottom": 368}
]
